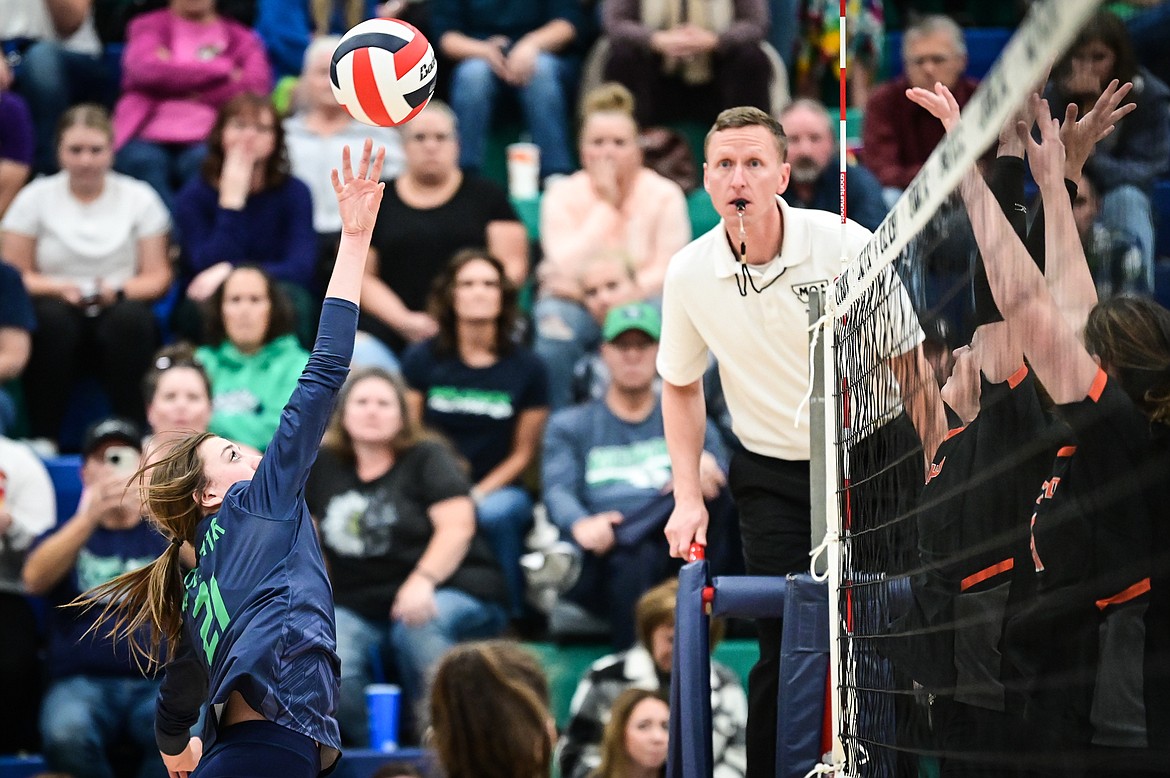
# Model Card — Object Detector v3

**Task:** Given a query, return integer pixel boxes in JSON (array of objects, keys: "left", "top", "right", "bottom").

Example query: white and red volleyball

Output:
[{"left": 330, "top": 18, "right": 437, "bottom": 128}]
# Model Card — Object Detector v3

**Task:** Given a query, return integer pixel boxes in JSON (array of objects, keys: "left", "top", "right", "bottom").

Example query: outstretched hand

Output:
[
  {"left": 1060, "top": 78, "right": 1136, "bottom": 180},
  {"left": 1016, "top": 95, "right": 1066, "bottom": 189},
  {"left": 332, "top": 139, "right": 386, "bottom": 235},
  {"left": 906, "top": 81, "right": 961, "bottom": 133}
]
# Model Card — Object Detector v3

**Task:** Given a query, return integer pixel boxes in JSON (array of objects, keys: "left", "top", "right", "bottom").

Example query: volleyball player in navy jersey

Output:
[{"left": 76, "top": 139, "right": 388, "bottom": 778}]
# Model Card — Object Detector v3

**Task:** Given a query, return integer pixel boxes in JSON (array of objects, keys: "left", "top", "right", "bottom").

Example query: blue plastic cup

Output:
[{"left": 366, "top": 683, "right": 401, "bottom": 752}]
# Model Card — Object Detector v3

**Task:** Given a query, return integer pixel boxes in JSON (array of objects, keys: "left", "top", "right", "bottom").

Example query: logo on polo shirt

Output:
[{"left": 790, "top": 279, "right": 830, "bottom": 310}]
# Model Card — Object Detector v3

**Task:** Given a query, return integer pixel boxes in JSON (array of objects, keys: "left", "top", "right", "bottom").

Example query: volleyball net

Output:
[{"left": 819, "top": 0, "right": 1110, "bottom": 775}]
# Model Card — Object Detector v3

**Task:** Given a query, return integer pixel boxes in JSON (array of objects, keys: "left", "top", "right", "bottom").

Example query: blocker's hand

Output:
[
  {"left": 333, "top": 139, "right": 386, "bottom": 235},
  {"left": 906, "top": 81, "right": 961, "bottom": 133}
]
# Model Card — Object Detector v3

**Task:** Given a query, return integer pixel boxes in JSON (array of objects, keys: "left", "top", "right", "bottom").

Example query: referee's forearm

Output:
[{"left": 662, "top": 379, "right": 707, "bottom": 503}]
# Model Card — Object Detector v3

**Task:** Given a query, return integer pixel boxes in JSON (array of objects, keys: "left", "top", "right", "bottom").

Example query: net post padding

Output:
[
  {"left": 667, "top": 554, "right": 714, "bottom": 778},
  {"left": 669, "top": 565, "right": 832, "bottom": 777}
]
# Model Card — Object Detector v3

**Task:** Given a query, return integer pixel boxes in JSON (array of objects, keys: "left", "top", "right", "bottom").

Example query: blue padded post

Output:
[
  {"left": 667, "top": 556, "right": 713, "bottom": 778},
  {"left": 709, "top": 576, "right": 788, "bottom": 619},
  {"left": 776, "top": 574, "right": 830, "bottom": 778}
]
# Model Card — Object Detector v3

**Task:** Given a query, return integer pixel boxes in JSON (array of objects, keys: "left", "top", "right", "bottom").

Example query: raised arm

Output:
[
  {"left": 1024, "top": 96, "right": 1099, "bottom": 335},
  {"left": 957, "top": 143, "right": 1098, "bottom": 405},
  {"left": 241, "top": 142, "right": 385, "bottom": 517}
]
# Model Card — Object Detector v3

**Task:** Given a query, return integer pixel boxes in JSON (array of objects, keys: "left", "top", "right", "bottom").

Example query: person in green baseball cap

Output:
[
  {"left": 602, "top": 301, "right": 662, "bottom": 344},
  {"left": 540, "top": 299, "right": 731, "bottom": 649}
]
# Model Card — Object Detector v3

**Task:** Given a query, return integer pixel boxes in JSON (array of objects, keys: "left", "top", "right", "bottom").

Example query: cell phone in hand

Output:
[{"left": 103, "top": 445, "right": 141, "bottom": 479}]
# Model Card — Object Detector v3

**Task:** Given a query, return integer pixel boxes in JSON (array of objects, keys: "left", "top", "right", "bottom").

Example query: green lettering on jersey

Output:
[
  {"left": 191, "top": 574, "right": 231, "bottom": 664},
  {"left": 199, "top": 516, "right": 225, "bottom": 557}
]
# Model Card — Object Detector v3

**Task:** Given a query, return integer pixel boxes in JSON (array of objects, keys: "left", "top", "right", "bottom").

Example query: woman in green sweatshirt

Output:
[{"left": 196, "top": 265, "right": 309, "bottom": 451}]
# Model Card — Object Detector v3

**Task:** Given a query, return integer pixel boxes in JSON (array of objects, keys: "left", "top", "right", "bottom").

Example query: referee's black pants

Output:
[{"left": 728, "top": 449, "right": 811, "bottom": 778}]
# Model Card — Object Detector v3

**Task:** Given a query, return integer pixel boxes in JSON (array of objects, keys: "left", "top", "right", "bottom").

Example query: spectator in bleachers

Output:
[
  {"left": 195, "top": 265, "right": 309, "bottom": 452},
  {"left": 362, "top": 101, "right": 527, "bottom": 352},
  {"left": 541, "top": 302, "right": 730, "bottom": 648},
  {"left": 255, "top": 0, "right": 379, "bottom": 80},
  {"left": 431, "top": 0, "right": 580, "bottom": 181},
  {"left": 175, "top": 93, "right": 319, "bottom": 345},
  {"left": 0, "top": 261, "right": 34, "bottom": 436},
  {"left": 793, "top": 0, "right": 883, "bottom": 108},
  {"left": 590, "top": 688, "right": 669, "bottom": 778},
  {"left": 0, "top": 104, "right": 170, "bottom": 446},
  {"left": 1073, "top": 172, "right": 1147, "bottom": 299},
  {"left": 599, "top": 0, "right": 773, "bottom": 126},
  {"left": 6, "top": 0, "right": 116, "bottom": 175},
  {"left": 778, "top": 98, "right": 888, "bottom": 231},
  {"left": 0, "top": 57, "right": 33, "bottom": 220},
  {"left": 557, "top": 579, "right": 747, "bottom": 778},
  {"left": 536, "top": 83, "right": 689, "bottom": 409},
  {"left": 862, "top": 14, "right": 978, "bottom": 206},
  {"left": 429, "top": 640, "right": 555, "bottom": 778},
  {"left": 141, "top": 342, "right": 213, "bottom": 452},
  {"left": 285, "top": 35, "right": 404, "bottom": 296},
  {"left": 306, "top": 367, "right": 508, "bottom": 746},
  {"left": 402, "top": 249, "right": 548, "bottom": 618},
  {"left": 0, "top": 433, "right": 55, "bottom": 755},
  {"left": 21, "top": 418, "right": 170, "bottom": 778},
  {"left": 1047, "top": 9, "right": 1170, "bottom": 294},
  {"left": 570, "top": 249, "right": 644, "bottom": 405},
  {"left": 113, "top": 0, "right": 271, "bottom": 212}
]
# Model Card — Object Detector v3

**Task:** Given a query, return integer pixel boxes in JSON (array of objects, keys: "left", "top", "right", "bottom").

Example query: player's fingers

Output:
[
  {"left": 330, "top": 167, "right": 341, "bottom": 193},
  {"left": 340, "top": 144, "right": 353, "bottom": 182},
  {"left": 356, "top": 138, "right": 373, "bottom": 178},
  {"left": 369, "top": 146, "right": 386, "bottom": 182},
  {"left": 695, "top": 523, "right": 708, "bottom": 548}
]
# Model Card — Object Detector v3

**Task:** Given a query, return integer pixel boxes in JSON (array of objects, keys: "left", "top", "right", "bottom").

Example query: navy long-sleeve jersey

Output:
[{"left": 155, "top": 298, "right": 357, "bottom": 774}]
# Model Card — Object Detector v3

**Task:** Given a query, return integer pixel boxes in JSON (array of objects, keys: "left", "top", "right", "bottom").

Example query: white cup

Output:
[{"left": 506, "top": 142, "right": 541, "bottom": 200}]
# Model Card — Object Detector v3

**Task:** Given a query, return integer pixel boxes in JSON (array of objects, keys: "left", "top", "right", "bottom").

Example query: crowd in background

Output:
[{"left": 1, "top": 0, "right": 1170, "bottom": 776}]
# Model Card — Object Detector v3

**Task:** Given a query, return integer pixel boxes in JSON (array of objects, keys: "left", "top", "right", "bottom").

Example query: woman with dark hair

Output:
[
  {"left": 0, "top": 103, "right": 171, "bottom": 445},
  {"left": 402, "top": 249, "right": 549, "bottom": 618},
  {"left": 429, "top": 640, "right": 555, "bottom": 778},
  {"left": 196, "top": 265, "right": 309, "bottom": 452},
  {"left": 592, "top": 688, "right": 669, "bottom": 778},
  {"left": 175, "top": 93, "right": 318, "bottom": 343},
  {"left": 306, "top": 366, "right": 507, "bottom": 746},
  {"left": 1047, "top": 9, "right": 1170, "bottom": 294}
]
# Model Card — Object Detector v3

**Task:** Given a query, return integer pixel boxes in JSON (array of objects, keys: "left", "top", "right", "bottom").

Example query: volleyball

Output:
[{"left": 330, "top": 18, "right": 437, "bottom": 128}]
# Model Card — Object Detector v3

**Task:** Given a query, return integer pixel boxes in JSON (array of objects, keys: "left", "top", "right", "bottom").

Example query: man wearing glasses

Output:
[{"left": 861, "top": 14, "right": 977, "bottom": 207}]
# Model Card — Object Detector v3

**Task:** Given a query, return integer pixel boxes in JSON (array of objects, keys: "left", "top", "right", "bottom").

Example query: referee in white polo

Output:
[{"left": 658, "top": 106, "right": 944, "bottom": 778}]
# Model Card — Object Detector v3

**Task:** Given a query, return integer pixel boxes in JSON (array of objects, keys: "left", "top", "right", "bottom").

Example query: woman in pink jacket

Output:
[{"left": 113, "top": 0, "right": 271, "bottom": 212}]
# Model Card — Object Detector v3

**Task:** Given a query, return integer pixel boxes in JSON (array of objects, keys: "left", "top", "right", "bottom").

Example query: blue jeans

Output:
[
  {"left": 1099, "top": 183, "right": 1155, "bottom": 293},
  {"left": 333, "top": 593, "right": 508, "bottom": 745},
  {"left": 448, "top": 52, "right": 575, "bottom": 178},
  {"left": 533, "top": 296, "right": 600, "bottom": 410},
  {"left": 115, "top": 139, "right": 207, "bottom": 215},
  {"left": 40, "top": 675, "right": 167, "bottom": 778},
  {"left": 477, "top": 485, "right": 534, "bottom": 617},
  {"left": 15, "top": 42, "right": 117, "bottom": 174}
]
